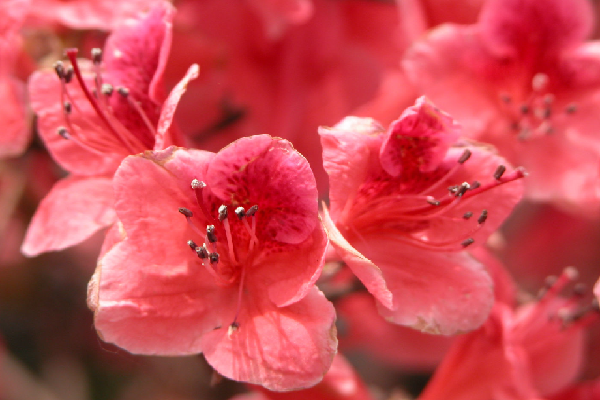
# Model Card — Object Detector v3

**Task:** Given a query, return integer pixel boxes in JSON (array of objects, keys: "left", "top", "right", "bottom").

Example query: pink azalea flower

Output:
[
  {"left": 87, "top": 135, "right": 336, "bottom": 391},
  {"left": 0, "top": 0, "right": 32, "bottom": 158},
  {"left": 21, "top": 2, "right": 199, "bottom": 256},
  {"left": 320, "top": 97, "right": 524, "bottom": 335},
  {"left": 418, "top": 268, "right": 593, "bottom": 400},
  {"left": 403, "top": 0, "right": 600, "bottom": 212}
]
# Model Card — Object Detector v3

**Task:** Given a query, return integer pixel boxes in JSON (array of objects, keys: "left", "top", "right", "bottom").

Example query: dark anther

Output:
[
  {"left": 458, "top": 149, "right": 471, "bottom": 164},
  {"left": 477, "top": 209, "right": 488, "bottom": 224},
  {"left": 101, "top": 83, "right": 114, "bottom": 96},
  {"left": 493, "top": 165, "right": 506, "bottom": 180},
  {"left": 461, "top": 238, "right": 475, "bottom": 248},
  {"left": 455, "top": 182, "right": 470, "bottom": 197},
  {"left": 207, "top": 225, "right": 217, "bottom": 243},
  {"left": 246, "top": 205, "right": 259, "bottom": 217},
  {"left": 573, "top": 283, "right": 587, "bottom": 297},
  {"left": 565, "top": 103, "right": 578, "bottom": 114},
  {"left": 471, "top": 181, "right": 481, "bottom": 189},
  {"left": 191, "top": 179, "right": 206, "bottom": 189},
  {"left": 230, "top": 321, "right": 239, "bottom": 329},
  {"left": 448, "top": 185, "right": 459, "bottom": 194},
  {"left": 427, "top": 197, "right": 440, "bottom": 206},
  {"left": 53, "top": 61, "right": 65, "bottom": 79},
  {"left": 196, "top": 246, "right": 209, "bottom": 259},
  {"left": 178, "top": 207, "right": 193, "bottom": 218},
  {"left": 500, "top": 94, "right": 511, "bottom": 103},
  {"left": 64, "top": 67, "right": 74, "bottom": 83},
  {"left": 63, "top": 101, "right": 72, "bottom": 114},
  {"left": 187, "top": 240, "right": 197, "bottom": 251},
  {"left": 57, "top": 127, "right": 69, "bottom": 139},
  {"left": 520, "top": 104, "right": 530, "bottom": 114},
  {"left": 117, "top": 87, "right": 129, "bottom": 97},
  {"left": 235, "top": 206, "right": 245, "bottom": 219},
  {"left": 91, "top": 48, "right": 103, "bottom": 65},
  {"left": 463, "top": 211, "right": 473, "bottom": 220},
  {"left": 209, "top": 252, "right": 219, "bottom": 264},
  {"left": 218, "top": 205, "right": 228, "bottom": 221}
]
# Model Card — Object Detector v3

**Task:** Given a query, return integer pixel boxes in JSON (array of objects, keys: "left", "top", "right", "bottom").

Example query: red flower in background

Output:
[{"left": 404, "top": 0, "right": 600, "bottom": 213}]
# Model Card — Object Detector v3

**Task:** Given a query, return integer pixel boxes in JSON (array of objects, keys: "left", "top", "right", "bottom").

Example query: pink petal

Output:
[
  {"left": 102, "top": 2, "right": 174, "bottom": 103},
  {"left": 321, "top": 206, "right": 393, "bottom": 310},
  {"left": 206, "top": 135, "right": 318, "bottom": 244},
  {"left": 154, "top": 64, "right": 199, "bottom": 150},
  {"left": 246, "top": 0, "right": 314, "bottom": 38},
  {"left": 28, "top": 70, "right": 124, "bottom": 175},
  {"left": 251, "top": 221, "right": 328, "bottom": 307},
  {"left": 318, "top": 117, "right": 383, "bottom": 222},
  {"left": 113, "top": 147, "right": 215, "bottom": 247},
  {"left": 21, "top": 176, "right": 116, "bottom": 256},
  {"left": 380, "top": 96, "right": 461, "bottom": 176},
  {"left": 360, "top": 238, "right": 494, "bottom": 335},
  {"left": 201, "top": 287, "right": 337, "bottom": 391},
  {"left": 91, "top": 239, "right": 227, "bottom": 355},
  {"left": 403, "top": 25, "right": 503, "bottom": 139},
  {"left": 28, "top": 0, "right": 166, "bottom": 30},
  {"left": 479, "top": 0, "right": 593, "bottom": 58}
]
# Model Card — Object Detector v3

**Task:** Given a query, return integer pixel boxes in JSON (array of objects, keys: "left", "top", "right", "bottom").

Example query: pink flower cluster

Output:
[{"left": 2, "top": 0, "right": 600, "bottom": 399}]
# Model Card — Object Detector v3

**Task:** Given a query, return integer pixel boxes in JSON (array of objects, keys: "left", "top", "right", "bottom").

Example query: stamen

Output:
[
  {"left": 209, "top": 252, "right": 219, "bottom": 264},
  {"left": 63, "top": 101, "right": 72, "bottom": 114},
  {"left": 196, "top": 246, "right": 209, "bottom": 259},
  {"left": 54, "top": 61, "right": 65, "bottom": 80},
  {"left": 427, "top": 197, "right": 440, "bottom": 206},
  {"left": 64, "top": 49, "right": 144, "bottom": 154},
  {"left": 55, "top": 127, "right": 107, "bottom": 156},
  {"left": 477, "top": 209, "right": 488, "bottom": 224},
  {"left": 178, "top": 207, "right": 193, "bottom": 218},
  {"left": 91, "top": 48, "right": 102, "bottom": 65},
  {"left": 455, "top": 182, "right": 470, "bottom": 197},
  {"left": 463, "top": 211, "right": 473, "bottom": 220},
  {"left": 187, "top": 240, "right": 198, "bottom": 250},
  {"left": 219, "top": 205, "right": 238, "bottom": 264},
  {"left": 191, "top": 179, "right": 215, "bottom": 222},
  {"left": 229, "top": 265, "right": 247, "bottom": 338},
  {"left": 493, "top": 165, "right": 506, "bottom": 180},
  {"left": 207, "top": 225, "right": 218, "bottom": 243},
  {"left": 218, "top": 205, "right": 228, "bottom": 221},
  {"left": 565, "top": 103, "right": 578, "bottom": 114},
  {"left": 461, "top": 238, "right": 475, "bottom": 247},
  {"left": 458, "top": 149, "right": 471, "bottom": 164},
  {"left": 64, "top": 66, "right": 73, "bottom": 84},
  {"left": 101, "top": 83, "right": 113, "bottom": 96},
  {"left": 235, "top": 206, "right": 245, "bottom": 219},
  {"left": 532, "top": 73, "right": 548, "bottom": 91}
]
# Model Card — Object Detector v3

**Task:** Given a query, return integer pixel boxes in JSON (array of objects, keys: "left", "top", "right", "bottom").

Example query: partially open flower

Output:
[{"left": 320, "top": 97, "right": 524, "bottom": 335}]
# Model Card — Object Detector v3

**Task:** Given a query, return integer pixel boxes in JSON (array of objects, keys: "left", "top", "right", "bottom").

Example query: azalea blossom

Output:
[
  {"left": 418, "top": 268, "right": 594, "bottom": 400},
  {"left": 87, "top": 135, "right": 336, "bottom": 391},
  {"left": 21, "top": 2, "right": 199, "bottom": 256},
  {"left": 320, "top": 97, "right": 524, "bottom": 335},
  {"left": 403, "top": 0, "right": 600, "bottom": 212}
]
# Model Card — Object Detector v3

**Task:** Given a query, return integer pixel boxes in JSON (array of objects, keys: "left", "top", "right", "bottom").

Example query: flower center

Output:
[
  {"left": 53, "top": 48, "right": 156, "bottom": 156},
  {"left": 179, "top": 179, "right": 261, "bottom": 336},
  {"left": 499, "top": 72, "right": 577, "bottom": 140},
  {"left": 347, "top": 149, "right": 526, "bottom": 251}
]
